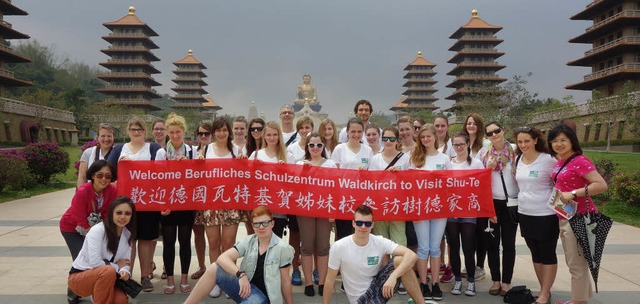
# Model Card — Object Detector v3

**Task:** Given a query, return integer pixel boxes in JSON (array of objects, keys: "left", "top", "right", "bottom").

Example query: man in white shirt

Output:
[
  {"left": 323, "top": 205, "right": 424, "bottom": 304},
  {"left": 279, "top": 105, "right": 298, "bottom": 146}
]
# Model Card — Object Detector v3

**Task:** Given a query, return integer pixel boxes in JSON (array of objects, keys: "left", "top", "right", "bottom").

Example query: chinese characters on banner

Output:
[{"left": 116, "top": 159, "right": 495, "bottom": 221}]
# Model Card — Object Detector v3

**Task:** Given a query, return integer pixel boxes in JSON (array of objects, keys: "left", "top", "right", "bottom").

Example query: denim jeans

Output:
[
  {"left": 413, "top": 218, "right": 447, "bottom": 259},
  {"left": 216, "top": 265, "right": 269, "bottom": 303}
]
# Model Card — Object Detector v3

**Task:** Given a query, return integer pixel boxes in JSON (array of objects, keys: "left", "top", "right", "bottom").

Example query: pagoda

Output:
[
  {"left": 201, "top": 94, "right": 222, "bottom": 119},
  {"left": 389, "top": 51, "right": 439, "bottom": 115},
  {"left": 566, "top": 0, "right": 640, "bottom": 96},
  {"left": 0, "top": 0, "right": 32, "bottom": 95},
  {"left": 446, "top": 10, "right": 507, "bottom": 113},
  {"left": 96, "top": 6, "right": 162, "bottom": 113},
  {"left": 170, "top": 50, "right": 208, "bottom": 110}
]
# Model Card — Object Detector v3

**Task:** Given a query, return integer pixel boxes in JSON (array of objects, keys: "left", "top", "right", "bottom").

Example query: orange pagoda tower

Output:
[
  {"left": 170, "top": 50, "right": 209, "bottom": 110},
  {"left": 0, "top": 0, "right": 32, "bottom": 96},
  {"left": 96, "top": 6, "right": 161, "bottom": 113},
  {"left": 446, "top": 10, "right": 506, "bottom": 113},
  {"left": 390, "top": 51, "right": 439, "bottom": 116},
  {"left": 566, "top": 1, "right": 640, "bottom": 96}
]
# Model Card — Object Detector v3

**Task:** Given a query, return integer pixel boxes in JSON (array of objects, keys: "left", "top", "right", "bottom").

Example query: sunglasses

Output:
[
  {"left": 197, "top": 132, "right": 211, "bottom": 137},
  {"left": 515, "top": 126, "right": 531, "bottom": 133},
  {"left": 252, "top": 220, "right": 272, "bottom": 228},
  {"left": 250, "top": 127, "right": 264, "bottom": 132},
  {"left": 355, "top": 220, "right": 373, "bottom": 227},
  {"left": 307, "top": 143, "right": 324, "bottom": 148},
  {"left": 485, "top": 128, "right": 502, "bottom": 137},
  {"left": 414, "top": 126, "right": 421, "bottom": 131},
  {"left": 381, "top": 137, "right": 397, "bottom": 142},
  {"left": 115, "top": 211, "right": 132, "bottom": 216},
  {"left": 94, "top": 172, "right": 113, "bottom": 180}
]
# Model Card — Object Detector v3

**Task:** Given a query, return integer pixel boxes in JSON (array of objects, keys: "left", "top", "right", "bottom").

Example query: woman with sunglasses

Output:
[
  {"left": 67, "top": 197, "right": 137, "bottom": 304},
  {"left": 108, "top": 116, "right": 166, "bottom": 292},
  {"left": 61, "top": 160, "right": 118, "bottom": 304},
  {"left": 232, "top": 116, "right": 248, "bottom": 156},
  {"left": 160, "top": 113, "right": 195, "bottom": 295},
  {"left": 190, "top": 122, "right": 214, "bottom": 281},
  {"left": 365, "top": 123, "right": 382, "bottom": 154},
  {"left": 397, "top": 116, "right": 416, "bottom": 153},
  {"left": 245, "top": 118, "right": 265, "bottom": 159},
  {"left": 319, "top": 118, "right": 338, "bottom": 158},
  {"left": 513, "top": 126, "right": 557, "bottom": 304},
  {"left": 477, "top": 121, "right": 519, "bottom": 296},
  {"left": 331, "top": 118, "right": 374, "bottom": 240},
  {"left": 294, "top": 132, "right": 336, "bottom": 297},
  {"left": 548, "top": 125, "right": 607, "bottom": 304},
  {"left": 446, "top": 132, "right": 485, "bottom": 297},
  {"left": 76, "top": 123, "right": 115, "bottom": 189},
  {"left": 198, "top": 117, "right": 245, "bottom": 298},
  {"left": 409, "top": 124, "right": 452, "bottom": 301},
  {"left": 370, "top": 127, "right": 410, "bottom": 245}
]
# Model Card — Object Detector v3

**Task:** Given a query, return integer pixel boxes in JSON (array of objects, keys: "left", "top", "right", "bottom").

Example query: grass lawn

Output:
[
  {"left": 584, "top": 150, "right": 640, "bottom": 173},
  {"left": 0, "top": 146, "right": 80, "bottom": 204}
]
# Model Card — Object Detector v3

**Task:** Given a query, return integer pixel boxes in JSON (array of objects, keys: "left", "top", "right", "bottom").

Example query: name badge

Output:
[
  {"left": 367, "top": 256, "right": 379, "bottom": 266},
  {"left": 436, "top": 164, "right": 445, "bottom": 170},
  {"left": 361, "top": 158, "right": 369, "bottom": 164},
  {"left": 529, "top": 171, "right": 539, "bottom": 177}
]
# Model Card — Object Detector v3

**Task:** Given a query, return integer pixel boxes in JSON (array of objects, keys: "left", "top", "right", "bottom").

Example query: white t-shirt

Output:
[
  {"left": 120, "top": 142, "right": 167, "bottom": 161},
  {"left": 369, "top": 152, "right": 410, "bottom": 171},
  {"left": 409, "top": 151, "right": 452, "bottom": 170},
  {"left": 516, "top": 153, "right": 557, "bottom": 216},
  {"left": 80, "top": 146, "right": 109, "bottom": 168},
  {"left": 477, "top": 146, "right": 519, "bottom": 199},
  {"left": 331, "top": 143, "right": 373, "bottom": 170},
  {"left": 450, "top": 157, "right": 485, "bottom": 170},
  {"left": 233, "top": 143, "right": 247, "bottom": 157},
  {"left": 339, "top": 125, "right": 382, "bottom": 147},
  {"left": 282, "top": 130, "right": 298, "bottom": 146},
  {"left": 204, "top": 143, "right": 239, "bottom": 159},
  {"left": 296, "top": 159, "right": 337, "bottom": 168},
  {"left": 286, "top": 143, "right": 306, "bottom": 164},
  {"left": 438, "top": 138, "right": 457, "bottom": 158},
  {"left": 249, "top": 149, "right": 294, "bottom": 164},
  {"left": 328, "top": 234, "right": 398, "bottom": 304}
]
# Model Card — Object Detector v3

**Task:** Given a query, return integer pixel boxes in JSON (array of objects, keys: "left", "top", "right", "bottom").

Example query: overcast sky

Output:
[{"left": 12, "top": 0, "right": 592, "bottom": 121}]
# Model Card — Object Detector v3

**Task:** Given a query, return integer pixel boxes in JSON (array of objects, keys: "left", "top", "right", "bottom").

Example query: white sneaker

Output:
[
  {"left": 451, "top": 281, "right": 462, "bottom": 295},
  {"left": 398, "top": 282, "right": 407, "bottom": 295},
  {"left": 464, "top": 282, "right": 476, "bottom": 296},
  {"left": 209, "top": 285, "right": 221, "bottom": 298},
  {"left": 474, "top": 267, "right": 485, "bottom": 281}
]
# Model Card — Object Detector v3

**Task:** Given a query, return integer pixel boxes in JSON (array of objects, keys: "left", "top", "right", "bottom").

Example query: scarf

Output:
[
  {"left": 166, "top": 141, "right": 186, "bottom": 160},
  {"left": 483, "top": 139, "right": 516, "bottom": 175}
]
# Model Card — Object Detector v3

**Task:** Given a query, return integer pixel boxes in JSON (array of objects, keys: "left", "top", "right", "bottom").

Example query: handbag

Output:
[
  {"left": 503, "top": 285, "right": 535, "bottom": 304},
  {"left": 115, "top": 276, "right": 143, "bottom": 298}
]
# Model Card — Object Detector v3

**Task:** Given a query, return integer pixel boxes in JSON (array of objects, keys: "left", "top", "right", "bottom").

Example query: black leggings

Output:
[
  {"left": 446, "top": 222, "right": 476, "bottom": 282},
  {"left": 475, "top": 218, "right": 488, "bottom": 268},
  {"left": 335, "top": 219, "right": 353, "bottom": 241},
  {"left": 485, "top": 199, "right": 518, "bottom": 284},
  {"left": 162, "top": 224, "right": 192, "bottom": 276}
]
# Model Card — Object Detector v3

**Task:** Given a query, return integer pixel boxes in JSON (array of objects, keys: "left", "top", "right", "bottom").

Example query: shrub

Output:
[
  {"left": 0, "top": 149, "right": 30, "bottom": 192},
  {"left": 592, "top": 158, "right": 618, "bottom": 201},
  {"left": 22, "top": 142, "right": 70, "bottom": 183},
  {"left": 74, "top": 139, "right": 98, "bottom": 176},
  {"left": 612, "top": 171, "right": 640, "bottom": 207}
]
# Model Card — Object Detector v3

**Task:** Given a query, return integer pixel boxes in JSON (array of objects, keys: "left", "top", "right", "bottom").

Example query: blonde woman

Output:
[
  {"left": 319, "top": 118, "right": 338, "bottom": 158},
  {"left": 397, "top": 116, "right": 416, "bottom": 154}
]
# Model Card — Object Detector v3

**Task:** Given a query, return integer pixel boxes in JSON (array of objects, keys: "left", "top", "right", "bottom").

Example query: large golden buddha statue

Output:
[{"left": 296, "top": 74, "right": 317, "bottom": 103}]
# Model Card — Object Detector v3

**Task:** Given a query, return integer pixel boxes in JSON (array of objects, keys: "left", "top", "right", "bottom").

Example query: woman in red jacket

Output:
[{"left": 60, "top": 160, "right": 117, "bottom": 304}]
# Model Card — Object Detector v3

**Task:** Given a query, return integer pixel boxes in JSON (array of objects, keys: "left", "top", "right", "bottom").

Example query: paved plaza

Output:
[{"left": 0, "top": 188, "right": 639, "bottom": 303}]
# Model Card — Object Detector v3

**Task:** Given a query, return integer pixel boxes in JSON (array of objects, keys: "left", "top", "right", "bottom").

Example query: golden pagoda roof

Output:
[
  {"left": 407, "top": 51, "right": 436, "bottom": 66},
  {"left": 389, "top": 97, "right": 408, "bottom": 111},
  {"left": 450, "top": 10, "right": 502, "bottom": 38},
  {"left": 173, "top": 50, "right": 207, "bottom": 68},
  {"left": 202, "top": 95, "right": 222, "bottom": 110},
  {"left": 103, "top": 7, "right": 158, "bottom": 36}
]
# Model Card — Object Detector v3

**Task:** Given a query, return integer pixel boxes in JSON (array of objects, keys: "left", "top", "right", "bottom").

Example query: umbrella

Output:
[{"left": 569, "top": 209, "right": 613, "bottom": 293}]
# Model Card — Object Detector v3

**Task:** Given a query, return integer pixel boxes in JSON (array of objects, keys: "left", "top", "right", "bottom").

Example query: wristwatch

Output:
[
  {"left": 571, "top": 190, "right": 578, "bottom": 198},
  {"left": 236, "top": 270, "right": 246, "bottom": 278}
]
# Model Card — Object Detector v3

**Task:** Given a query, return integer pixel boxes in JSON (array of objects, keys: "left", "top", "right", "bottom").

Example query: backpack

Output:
[{"left": 503, "top": 285, "right": 535, "bottom": 304}]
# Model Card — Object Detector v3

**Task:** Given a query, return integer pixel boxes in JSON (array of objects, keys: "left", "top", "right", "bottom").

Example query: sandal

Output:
[
  {"left": 180, "top": 284, "right": 191, "bottom": 293},
  {"left": 163, "top": 285, "right": 175, "bottom": 294},
  {"left": 161, "top": 267, "right": 167, "bottom": 280},
  {"left": 191, "top": 267, "right": 206, "bottom": 280}
]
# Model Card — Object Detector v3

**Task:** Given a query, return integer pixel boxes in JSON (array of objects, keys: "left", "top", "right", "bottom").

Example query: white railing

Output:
[
  {"left": 106, "top": 58, "right": 150, "bottom": 64},
  {"left": 459, "top": 35, "right": 498, "bottom": 40},
  {"left": 455, "top": 62, "right": 503, "bottom": 67},
  {"left": 107, "top": 32, "right": 148, "bottom": 38},
  {"left": 459, "top": 48, "right": 498, "bottom": 53},
  {"left": 100, "top": 72, "right": 154, "bottom": 78},
  {"left": 0, "top": 97, "right": 75, "bottom": 123},
  {"left": 586, "top": 10, "right": 640, "bottom": 32},
  {"left": 106, "top": 45, "right": 149, "bottom": 51},
  {"left": 584, "top": 63, "right": 640, "bottom": 81},
  {"left": 585, "top": 36, "right": 640, "bottom": 56}
]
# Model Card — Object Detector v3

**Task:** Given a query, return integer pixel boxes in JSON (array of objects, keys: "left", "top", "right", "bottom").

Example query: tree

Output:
[
  {"left": 368, "top": 111, "right": 392, "bottom": 128},
  {"left": 588, "top": 81, "right": 637, "bottom": 152}
]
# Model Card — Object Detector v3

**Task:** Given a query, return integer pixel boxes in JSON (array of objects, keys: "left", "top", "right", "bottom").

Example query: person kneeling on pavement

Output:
[
  {"left": 183, "top": 206, "right": 294, "bottom": 304},
  {"left": 323, "top": 204, "right": 425, "bottom": 304}
]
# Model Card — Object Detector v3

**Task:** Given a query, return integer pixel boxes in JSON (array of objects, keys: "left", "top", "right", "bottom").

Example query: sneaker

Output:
[
  {"left": 431, "top": 283, "right": 443, "bottom": 301},
  {"left": 475, "top": 266, "right": 485, "bottom": 281},
  {"left": 421, "top": 283, "right": 432, "bottom": 300},
  {"left": 451, "top": 281, "right": 462, "bottom": 295},
  {"left": 291, "top": 269, "right": 302, "bottom": 286},
  {"left": 440, "top": 266, "right": 454, "bottom": 283},
  {"left": 141, "top": 277, "right": 153, "bottom": 292},
  {"left": 464, "top": 282, "right": 476, "bottom": 296},
  {"left": 313, "top": 268, "right": 319, "bottom": 285},
  {"left": 398, "top": 282, "right": 407, "bottom": 295},
  {"left": 209, "top": 285, "right": 221, "bottom": 298},
  {"left": 304, "top": 285, "right": 315, "bottom": 297}
]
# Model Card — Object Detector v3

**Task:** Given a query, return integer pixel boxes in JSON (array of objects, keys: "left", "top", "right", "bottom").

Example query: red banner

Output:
[{"left": 115, "top": 159, "right": 495, "bottom": 221}]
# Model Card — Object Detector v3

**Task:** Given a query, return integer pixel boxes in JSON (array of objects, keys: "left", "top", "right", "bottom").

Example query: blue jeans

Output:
[
  {"left": 413, "top": 218, "right": 447, "bottom": 259},
  {"left": 216, "top": 265, "right": 269, "bottom": 304}
]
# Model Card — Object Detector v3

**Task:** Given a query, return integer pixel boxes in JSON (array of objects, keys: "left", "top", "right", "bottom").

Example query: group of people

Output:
[{"left": 59, "top": 99, "right": 607, "bottom": 304}]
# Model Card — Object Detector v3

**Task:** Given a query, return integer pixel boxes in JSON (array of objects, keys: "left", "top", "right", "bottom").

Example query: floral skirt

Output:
[{"left": 194, "top": 209, "right": 248, "bottom": 226}]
